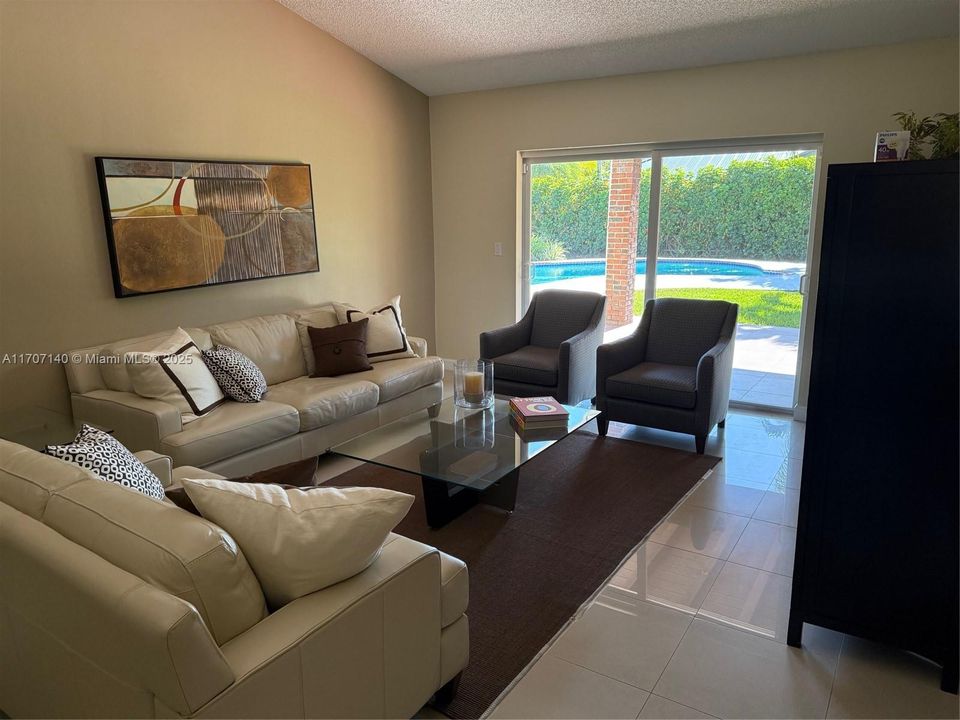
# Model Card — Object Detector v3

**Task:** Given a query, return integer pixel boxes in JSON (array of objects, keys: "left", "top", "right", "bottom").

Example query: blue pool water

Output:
[{"left": 531, "top": 259, "right": 766, "bottom": 284}]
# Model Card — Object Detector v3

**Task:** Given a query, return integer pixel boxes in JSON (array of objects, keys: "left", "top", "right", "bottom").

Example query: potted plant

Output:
[{"left": 893, "top": 111, "right": 960, "bottom": 160}]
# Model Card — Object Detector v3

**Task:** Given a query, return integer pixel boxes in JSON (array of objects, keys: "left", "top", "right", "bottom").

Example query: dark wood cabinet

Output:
[{"left": 788, "top": 159, "right": 959, "bottom": 693}]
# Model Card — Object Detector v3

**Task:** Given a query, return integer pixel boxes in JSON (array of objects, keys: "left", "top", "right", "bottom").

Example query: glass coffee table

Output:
[{"left": 331, "top": 395, "right": 599, "bottom": 527}]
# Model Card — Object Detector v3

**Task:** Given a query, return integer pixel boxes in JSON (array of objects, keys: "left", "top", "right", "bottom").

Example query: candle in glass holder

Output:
[{"left": 463, "top": 371, "right": 485, "bottom": 402}]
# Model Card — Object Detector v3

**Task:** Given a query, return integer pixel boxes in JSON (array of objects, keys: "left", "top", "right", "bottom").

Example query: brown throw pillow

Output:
[
  {"left": 166, "top": 456, "right": 320, "bottom": 515},
  {"left": 308, "top": 318, "right": 373, "bottom": 377}
]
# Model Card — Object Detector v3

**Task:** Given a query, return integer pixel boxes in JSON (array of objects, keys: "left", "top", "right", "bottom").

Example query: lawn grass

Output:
[{"left": 633, "top": 288, "right": 803, "bottom": 328}]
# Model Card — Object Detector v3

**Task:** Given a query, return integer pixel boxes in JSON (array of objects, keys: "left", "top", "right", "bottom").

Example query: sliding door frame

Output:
[
  {"left": 521, "top": 150, "right": 654, "bottom": 313},
  {"left": 520, "top": 133, "right": 823, "bottom": 414}
]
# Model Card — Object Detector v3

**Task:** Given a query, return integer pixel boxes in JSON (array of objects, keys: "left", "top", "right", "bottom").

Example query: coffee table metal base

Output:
[{"left": 421, "top": 468, "right": 519, "bottom": 528}]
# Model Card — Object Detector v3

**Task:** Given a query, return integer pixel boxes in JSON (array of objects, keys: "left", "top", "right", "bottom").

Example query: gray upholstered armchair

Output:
[
  {"left": 596, "top": 298, "right": 738, "bottom": 453},
  {"left": 480, "top": 290, "right": 606, "bottom": 406}
]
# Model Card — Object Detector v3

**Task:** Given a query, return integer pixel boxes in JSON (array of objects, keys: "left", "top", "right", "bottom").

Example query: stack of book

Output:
[{"left": 508, "top": 396, "right": 569, "bottom": 430}]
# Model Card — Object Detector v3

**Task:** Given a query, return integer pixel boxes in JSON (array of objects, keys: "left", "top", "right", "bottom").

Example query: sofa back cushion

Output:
[
  {"left": 530, "top": 290, "right": 603, "bottom": 348},
  {"left": 40, "top": 476, "right": 267, "bottom": 645},
  {"left": 97, "top": 328, "right": 212, "bottom": 392},
  {"left": 0, "top": 440, "right": 91, "bottom": 519},
  {"left": 206, "top": 314, "right": 305, "bottom": 386},
  {"left": 645, "top": 298, "right": 733, "bottom": 366},
  {"left": 289, "top": 305, "right": 339, "bottom": 376},
  {"left": 63, "top": 347, "right": 107, "bottom": 394}
]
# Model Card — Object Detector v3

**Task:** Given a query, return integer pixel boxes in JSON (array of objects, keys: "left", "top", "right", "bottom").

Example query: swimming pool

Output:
[{"left": 531, "top": 259, "right": 767, "bottom": 284}]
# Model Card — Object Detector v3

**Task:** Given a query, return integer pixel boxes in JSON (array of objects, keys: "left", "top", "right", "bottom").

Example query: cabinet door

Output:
[{"left": 800, "top": 164, "right": 959, "bottom": 656}]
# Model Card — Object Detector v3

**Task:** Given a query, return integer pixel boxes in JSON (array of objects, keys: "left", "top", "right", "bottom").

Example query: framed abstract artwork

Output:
[{"left": 95, "top": 157, "right": 319, "bottom": 297}]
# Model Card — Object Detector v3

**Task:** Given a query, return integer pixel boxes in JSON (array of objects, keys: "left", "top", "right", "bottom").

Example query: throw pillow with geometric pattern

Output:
[
  {"left": 43, "top": 424, "right": 165, "bottom": 500},
  {"left": 201, "top": 345, "right": 267, "bottom": 402}
]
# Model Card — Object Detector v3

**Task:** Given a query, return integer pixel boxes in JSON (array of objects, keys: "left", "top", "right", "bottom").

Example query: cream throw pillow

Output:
[
  {"left": 294, "top": 308, "right": 339, "bottom": 376},
  {"left": 125, "top": 328, "right": 225, "bottom": 423},
  {"left": 333, "top": 296, "right": 416, "bottom": 363},
  {"left": 180, "top": 478, "right": 415, "bottom": 608}
]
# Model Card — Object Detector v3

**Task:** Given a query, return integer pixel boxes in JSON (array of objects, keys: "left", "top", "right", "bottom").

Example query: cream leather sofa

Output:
[
  {"left": 63, "top": 304, "right": 443, "bottom": 476},
  {"left": 0, "top": 440, "right": 469, "bottom": 718}
]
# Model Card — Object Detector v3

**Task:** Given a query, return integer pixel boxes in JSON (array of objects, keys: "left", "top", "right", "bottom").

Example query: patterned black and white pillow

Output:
[
  {"left": 201, "top": 345, "right": 267, "bottom": 402},
  {"left": 44, "top": 424, "right": 165, "bottom": 500}
]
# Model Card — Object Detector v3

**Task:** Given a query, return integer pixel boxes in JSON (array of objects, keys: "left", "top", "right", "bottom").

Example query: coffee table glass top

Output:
[{"left": 330, "top": 396, "right": 599, "bottom": 491}]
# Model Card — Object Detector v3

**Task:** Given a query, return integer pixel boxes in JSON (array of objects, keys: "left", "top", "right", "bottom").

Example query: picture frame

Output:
[{"left": 95, "top": 156, "right": 319, "bottom": 298}]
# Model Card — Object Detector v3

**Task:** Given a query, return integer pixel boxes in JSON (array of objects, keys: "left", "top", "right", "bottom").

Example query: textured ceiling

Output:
[{"left": 279, "top": 0, "right": 959, "bottom": 95}]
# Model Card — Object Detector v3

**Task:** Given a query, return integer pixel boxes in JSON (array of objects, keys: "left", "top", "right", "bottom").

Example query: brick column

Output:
[{"left": 604, "top": 158, "right": 641, "bottom": 329}]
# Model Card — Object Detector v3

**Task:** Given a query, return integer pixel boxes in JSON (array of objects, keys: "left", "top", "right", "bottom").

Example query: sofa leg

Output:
[
  {"left": 596, "top": 415, "right": 608, "bottom": 436},
  {"left": 718, "top": 418, "right": 726, "bottom": 429},
  {"left": 434, "top": 672, "right": 462, "bottom": 705},
  {"left": 427, "top": 403, "right": 441, "bottom": 419},
  {"left": 695, "top": 435, "right": 706, "bottom": 454}
]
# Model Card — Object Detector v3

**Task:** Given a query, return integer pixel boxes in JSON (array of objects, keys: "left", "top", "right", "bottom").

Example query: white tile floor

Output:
[
  {"left": 730, "top": 369, "right": 795, "bottom": 410},
  {"left": 481, "top": 410, "right": 960, "bottom": 720}
]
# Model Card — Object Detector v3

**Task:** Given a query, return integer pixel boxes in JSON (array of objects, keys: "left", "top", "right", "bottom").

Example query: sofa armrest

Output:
[
  {"left": 558, "top": 302, "right": 606, "bottom": 404},
  {"left": 72, "top": 390, "right": 182, "bottom": 454},
  {"left": 695, "top": 334, "right": 736, "bottom": 432},
  {"left": 597, "top": 329, "right": 649, "bottom": 406},
  {"left": 204, "top": 535, "right": 451, "bottom": 719},
  {"left": 166, "top": 464, "right": 224, "bottom": 492},
  {"left": 133, "top": 450, "right": 173, "bottom": 487},
  {"left": 0, "top": 502, "right": 234, "bottom": 717},
  {"left": 408, "top": 336, "right": 428, "bottom": 358}
]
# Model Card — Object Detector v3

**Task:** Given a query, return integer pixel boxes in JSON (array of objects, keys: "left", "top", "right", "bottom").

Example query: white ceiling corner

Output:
[{"left": 278, "top": 0, "right": 959, "bottom": 95}]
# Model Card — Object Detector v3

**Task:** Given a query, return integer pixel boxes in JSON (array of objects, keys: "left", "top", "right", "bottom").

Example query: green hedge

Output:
[
  {"left": 531, "top": 156, "right": 815, "bottom": 261},
  {"left": 531, "top": 162, "right": 610, "bottom": 259}
]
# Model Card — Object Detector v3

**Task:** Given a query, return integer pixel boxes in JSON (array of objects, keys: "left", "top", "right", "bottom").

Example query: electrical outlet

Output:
[{"left": 494, "top": 242, "right": 503, "bottom": 256}]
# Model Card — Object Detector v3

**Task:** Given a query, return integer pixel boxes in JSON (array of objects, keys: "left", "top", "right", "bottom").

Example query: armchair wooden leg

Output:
[
  {"left": 695, "top": 435, "right": 706, "bottom": 454},
  {"left": 596, "top": 415, "right": 609, "bottom": 436},
  {"left": 718, "top": 418, "right": 726, "bottom": 429},
  {"left": 427, "top": 403, "right": 441, "bottom": 418}
]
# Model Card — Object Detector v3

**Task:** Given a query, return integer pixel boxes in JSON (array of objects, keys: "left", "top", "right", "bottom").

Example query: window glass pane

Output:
[{"left": 652, "top": 149, "right": 817, "bottom": 409}]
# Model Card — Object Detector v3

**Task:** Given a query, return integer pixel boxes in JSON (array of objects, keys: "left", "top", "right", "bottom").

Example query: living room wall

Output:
[
  {"left": 0, "top": 0, "right": 435, "bottom": 413},
  {"left": 429, "top": 38, "right": 959, "bottom": 409}
]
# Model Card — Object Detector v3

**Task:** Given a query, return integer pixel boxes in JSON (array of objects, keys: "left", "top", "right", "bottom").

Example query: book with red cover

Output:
[
  {"left": 508, "top": 396, "right": 568, "bottom": 422},
  {"left": 509, "top": 409, "right": 568, "bottom": 430}
]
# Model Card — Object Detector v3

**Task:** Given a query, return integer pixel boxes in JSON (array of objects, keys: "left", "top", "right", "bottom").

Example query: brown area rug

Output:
[{"left": 324, "top": 432, "right": 719, "bottom": 719}]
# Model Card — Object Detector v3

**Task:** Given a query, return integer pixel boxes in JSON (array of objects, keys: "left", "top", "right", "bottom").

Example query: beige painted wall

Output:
[
  {"left": 0, "top": 0, "right": 434, "bottom": 413},
  {"left": 429, "top": 38, "right": 959, "bottom": 409}
]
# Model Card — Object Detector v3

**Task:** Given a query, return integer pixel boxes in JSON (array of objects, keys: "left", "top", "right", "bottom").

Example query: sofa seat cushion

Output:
[
  {"left": 349, "top": 357, "right": 444, "bottom": 404},
  {"left": 606, "top": 362, "right": 697, "bottom": 409},
  {"left": 493, "top": 346, "right": 558, "bottom": 387},
  {"left": 160, "top": 401, "right": 300, "bottom": 468},
  {"left": 266, "top": 376, "right": 380, "bottom": 431},
  {"left": 439, "top": 551, "right": 468, "bottom": 628}
]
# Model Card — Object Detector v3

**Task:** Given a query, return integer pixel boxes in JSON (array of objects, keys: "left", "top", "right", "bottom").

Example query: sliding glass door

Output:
[
  {"left": 521, "top": 137, "right": 821, "bottom": 413},
  {"left": 653, "top": 148, "right": 817, "bottom": 409},
  {"left": 523, "top": 155, "right": 651, "bottom": 336}
]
